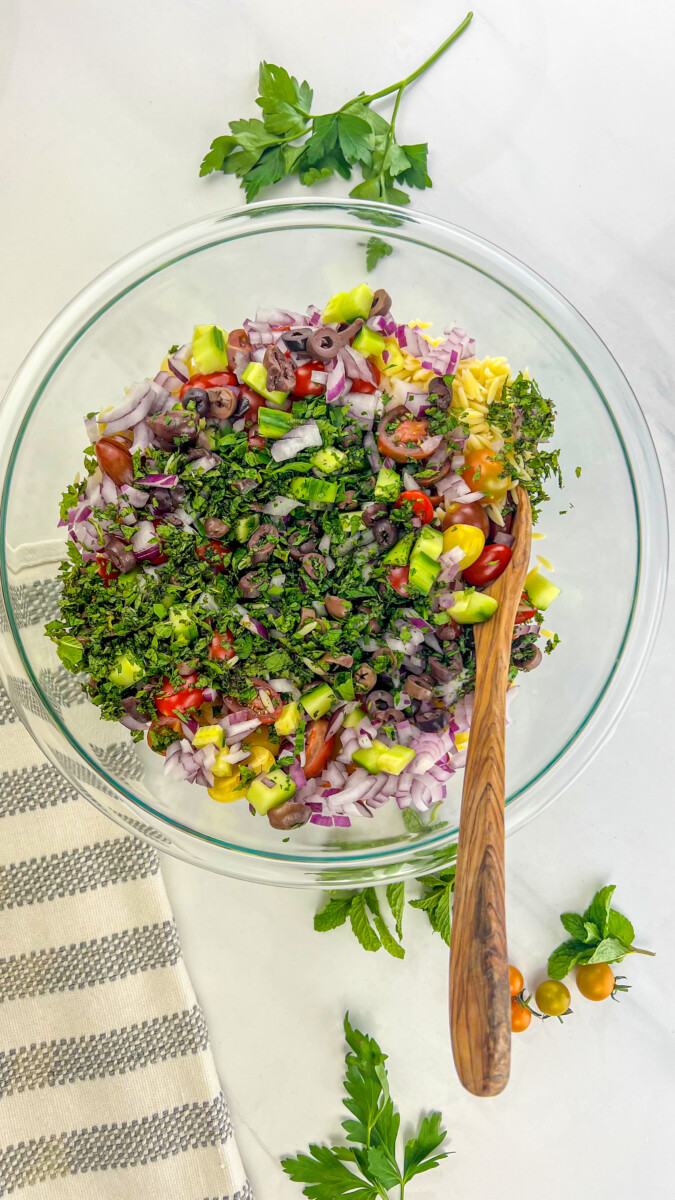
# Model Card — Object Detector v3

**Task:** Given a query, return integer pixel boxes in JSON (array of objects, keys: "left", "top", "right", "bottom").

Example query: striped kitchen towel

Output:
[{"left": 0, "top": 612, "right": 253, "bottom": 1200}]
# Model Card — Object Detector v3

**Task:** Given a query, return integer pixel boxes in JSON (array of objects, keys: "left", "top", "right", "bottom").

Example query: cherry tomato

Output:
[
  {"left": 304, "top": 719, "right": 336, "bottom": 779},
  {"left": 350, "top": 365, "right": 381, "bottom": 394},
  {"left": 515, "top": 593, "right": 538, "bottom": 623},
  {"left": 248, "top": 679, "right": 284, "bottom": 725},
  {"left": 180, "top": 371, "right": 238, "bottom": 396},
  {"left": 146, "top": 715, "right": 181, "bottom": 755},
  {"left": 95, "top": 435, "right": 134, "bottom": 487},
  {"left": 155, "top": 675, "right": 204, "bottom": 718},
  {"left": 511, "top": 997, "right": 531, "bottom": 1033},
  {"left": 576, "top": 963, "right": 616, "bottom": 1002},
  {"left": 509, "top": 965, "right": 524, "bottom": 997},
  {"left": 293, "top": 361, "right": 329, "bottom": 397},
  {"left": 209, "top": 630, "right": 235, "bottom": 661},
  {"left": 196, "top": 540, "right": 229, "bottom": 574},
  {"left": 388, "top": 566, "right": 411, "bottom": 596},
  {"left": 462, "top": 449, "right": 511, "bottom": 502},
  {"left": 95, "top": 553, "right": 119, "bottom": 587},
  {"left": 462, "top": 544, "right": 512, "bottom": 587},
  {"left": 242, "top": 389, "right": 268, "bottom": 429},
  {"left": 248, "top": 432, "right": 267, "bottom": 451},
  {"left": 535, "top": 980, "right": 571, "bottom": 1017},
  {"left": 442, "top": 501, "right": 489, "bottom": 538},
  {"left": 395, "top": 490, "right": 434, "bottom": 524},
  {"left": 377, "top": 411, "right": 433, "bottom": 463}
]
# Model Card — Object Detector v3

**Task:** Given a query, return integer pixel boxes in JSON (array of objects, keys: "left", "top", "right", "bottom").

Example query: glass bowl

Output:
[{"left": 0, "top": 199, "right": 667, "bottom": 887}]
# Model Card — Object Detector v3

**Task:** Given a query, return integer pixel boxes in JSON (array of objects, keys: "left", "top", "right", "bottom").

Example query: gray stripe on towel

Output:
[{"left": 0, "top": 837, "right": 158, "bottom": 910}]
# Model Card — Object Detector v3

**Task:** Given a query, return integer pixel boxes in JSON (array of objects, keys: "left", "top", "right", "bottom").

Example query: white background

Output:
[{"left": 2, "top": 2, "right": 674, "bottom": 1197}]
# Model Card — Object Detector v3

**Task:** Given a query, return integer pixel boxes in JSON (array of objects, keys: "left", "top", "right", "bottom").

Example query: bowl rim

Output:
[{"left": 0, "top": 197, "right": 669, "bottom": 877}]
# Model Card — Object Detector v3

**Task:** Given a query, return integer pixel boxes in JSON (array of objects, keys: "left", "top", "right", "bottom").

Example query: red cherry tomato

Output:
[
  {"left": 247, "top": 432, "right": 267, "bottom": 450},
  {"left": 441, "top": 501, "right": 489, "bottom": 538},
  {"left": 388, "top": 566, "right": 411, "bottom": 596},
  {"left": 248, "top": 679, "right": 284, "bottom": 725},
  {"left": 515, "top": 593, "right": 538, "bottom": 623},
  {"left": 292, "top": 361, "right": 328, "bottom": 397},
  {"left": 95, "top": 436, "right": 134, "bottom": 487},
  {"left": 462, "top": 543, "right": 512, "bottom": 587},
  {"left": 304, "top": 719, "right": 336, "bottom": 779},
  {"left": 210, "top": 630, "right": 236, "bottom": 661},
  {"left": 377, "top": 413, "right": 433, "bottom": 463},
  {"left": 242, "top": 389, "right": 267, "bottom": 429},
  {"left": 155, "top": 675, "right": 204, "bottom": 717},
  {"left": 180, "top": 371, "right": 238, "bottom": 396},
  {"left": 394, "top": 490, "right": 434, "bottom": 524},
  {"left": 95, "top": 553, "right": 119, "bottom": 586},
  {"left": 350, "top": 365, "right": 381, "bottom": 394},
  {"left": 196, "top": 540, "right": 229, "bottom": 573}
]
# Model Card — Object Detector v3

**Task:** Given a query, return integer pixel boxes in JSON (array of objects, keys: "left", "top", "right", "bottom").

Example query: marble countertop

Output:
[{"left": 1, "top": 2, "right": 673, "bottom": 1196}]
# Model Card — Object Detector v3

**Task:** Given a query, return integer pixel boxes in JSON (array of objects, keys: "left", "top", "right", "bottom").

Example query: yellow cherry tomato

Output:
[
  {"left": 442, "top": 522, "right": 486, "bottom": 568},
  {"left": 244, "top": 726, "right": 279, "bottom": 756},
  {"left": 535, "top": 979, "right": 571, "bottom": 1017},
  {"left": 462, "top": 448, "right": 511, "bottom": 502},
  {"left": 246, "top": 745, "right": 275, "bottom": 775},
  {"left": 207, "top": 771, "right": 248, "bottom": 803}
]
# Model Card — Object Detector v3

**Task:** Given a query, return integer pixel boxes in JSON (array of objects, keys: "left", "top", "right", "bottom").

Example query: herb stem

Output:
[
  {"left": 631, "top": 947, "right": 656, "bottom": 957},
  {"left": 362, "top": 12, "right": 474, "bottom": 104},
  {"left": 376, "top": 84, "right": 404, "bottom": 197}
]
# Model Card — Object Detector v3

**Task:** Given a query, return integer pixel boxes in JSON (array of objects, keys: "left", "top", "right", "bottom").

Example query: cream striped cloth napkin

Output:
[{"left": 0, "top": 576, "right": 253, "bottom": 1197}]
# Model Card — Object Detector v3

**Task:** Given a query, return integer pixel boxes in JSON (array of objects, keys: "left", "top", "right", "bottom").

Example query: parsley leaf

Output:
[
  {"left": 403, "top": 1112, "right": 448, "bottom": 1183},
  {"left": 365, "top": 236, "right": 393, "bottom": 271}
]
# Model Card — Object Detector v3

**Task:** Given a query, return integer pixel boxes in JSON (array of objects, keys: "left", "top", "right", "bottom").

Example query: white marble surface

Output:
[{"left": 2, "top": 2, "right": 674, "bottom": 1196}]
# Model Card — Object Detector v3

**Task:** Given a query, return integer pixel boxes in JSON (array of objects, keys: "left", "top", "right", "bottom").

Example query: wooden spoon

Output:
[{"left": 449, "top": 486, "right": 532, "bottom": 1097}]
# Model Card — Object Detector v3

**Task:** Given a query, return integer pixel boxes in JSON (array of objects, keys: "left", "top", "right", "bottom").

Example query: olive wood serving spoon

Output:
[{"left": 449, "top": 486, "right": 532, "bottom": 1097}]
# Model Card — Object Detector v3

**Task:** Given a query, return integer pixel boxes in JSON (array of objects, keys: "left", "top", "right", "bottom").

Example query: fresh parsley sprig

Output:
[
  {"left": 281, "top": 1013, "right": 450, "bottom": 1199},
  {"left": 547, "top": 884, "right": 654, "bottom": 979},
  {"left": 200, "top": 14, "right": 474, "bottom": 204}
]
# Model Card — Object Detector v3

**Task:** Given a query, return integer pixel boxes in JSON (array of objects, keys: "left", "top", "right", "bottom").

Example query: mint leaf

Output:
[
  {"left": 349, "top": 893, "right": 381, "bottom": 952},
  {"left": 547, "top": 939, "right": 586, "bottom": 979},
  {"left": 315, "top": 896, "right": 354, "bottom": 932},
  {"left": 386, "top": 881, "right": 405, "bottom": 940},
  {"left": 365, "top": 236, "right": 393, "bottom": 272},
  {"left": 587, "top": 936, "right": 632, "bottom": 965},
  {"left": 403, "top": 1111, "right": 448, "bottom": 1182},
  {"left": 56, "top": 635, "right": 83, "bottom": 670},
  {"left": 607, "top": 908, "right": 635, "bottom": 945},
  {"left": 584, "top": 885, "right": 616, "bottom": 937},
  {"left": 199, "top": 134, "right": 238, "bottom": 177},
  {"left": 410, "top": 869, "right": 455, "bottom": 946},
  {"left": 401, "top": 807, "right": 425, "bottom": 833},
  {"left": 560, "top": 912, "right": 589, "bottom": 941},
  {"left": 399, "top": 143, "right": 432, "bottom": 189},
  {"left": 373, "top": 914, "right": 405, "bottom": 959}
]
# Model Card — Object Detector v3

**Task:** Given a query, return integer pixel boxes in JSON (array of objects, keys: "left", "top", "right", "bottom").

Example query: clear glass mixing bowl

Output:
[{"left": 0, "top": 200, "right": 667, "bottom": 886}]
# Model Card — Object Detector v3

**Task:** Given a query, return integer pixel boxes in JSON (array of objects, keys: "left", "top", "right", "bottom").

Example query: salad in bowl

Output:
[{"left": 47, "top": 283, "right": 561, "bottom": 833}]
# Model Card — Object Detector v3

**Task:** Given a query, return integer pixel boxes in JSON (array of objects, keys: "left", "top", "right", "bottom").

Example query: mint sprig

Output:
[
  {"left": 201, "top": 15, "right": 474, "bottom": 205},
  {"left": 547, "top": 884, "right": 654, "bottom": 979},
  {"left": 281, "top": 1014, "right": 450, "bottom": 1198}
]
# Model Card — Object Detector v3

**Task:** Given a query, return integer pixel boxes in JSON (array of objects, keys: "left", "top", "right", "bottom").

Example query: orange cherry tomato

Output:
[
  {"left": 511, "top": 997, "right": 532, "bottom": 1032},
  {"left": 304, "top": 719, "right": 336, "bottom": 779},
  {"left": 462, "top": 448, "right": 511, "bottom": 501},
  {"left": 462, "top": 544, "right": 512, "bottom": 587},
  {"left": 509, "top": 965, "right": 524, "bottom": 997},
  {"left": 209, "top": 631, "right": 236, "bottom": 661},
  {"left": 155, "top": 675, "right": 204, "bottom": 718},
  {"left": 576, "top": 963, "right": 616, "bottom": 1002},
  {"left": 394, "top": 490, "right": 434, "bottom": 524}
]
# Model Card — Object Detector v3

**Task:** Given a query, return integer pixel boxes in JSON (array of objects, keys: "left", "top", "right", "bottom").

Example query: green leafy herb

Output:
[
  {"left": 201, "top": 15, "right": 474, "bottom": 207},
  {"left": 408, "top": 868, "right": 455, "bottom": 946},
  {"left": 547, "top": 885, "right": 654, "bottom": 979},
  {"left": 281, "top": 1013, "right": 449, "bottom": 1198},
  {"left": 365, "top": 236, "right": 393, "bottom": 272},
  {"left": 486, "top": 372, "right": 562, "bottom": 522},
  {"left": 55, "top": 635, "right": 83, "bottom": 670},
  {"left": 575, "top": 466, "right": 582, "bottom": 477}
]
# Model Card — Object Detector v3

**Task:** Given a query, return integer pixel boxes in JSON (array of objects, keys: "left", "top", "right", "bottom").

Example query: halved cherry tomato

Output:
[
  {"left": 155, "top": 675, "right": 204, "bottom": 717},
  {"left": 293, "top": 361, "right": 329, "bottom": 397},
  {"left": 462, "top": 544, "right": 512, "bottom": 587},
  {"left": 388, "top": 566, "right": 411, "bottom": 596},
  {"left": 304, "top": 719, "right": 336, "bottom": 779},
  {"left": 377, "top": 411, "right": 433, "bottom": 463},
  {"left": 248, "top": 679, "right": 284, "bottom": 725},
  {"left": 196, "top": 540, "right": 230, "bottom": 574},
  {"left": 511, "top": 997, "right": 531, "bottom": 1033},
  {"left": 462, "top": 449, "right": 511, "bottom": 502},
  {"left": 394, "top": 490, "right": 434, "bottom": 524},
  {"left": 242, "top": 389, "right": 267, "bottom": 428},
  {"left": 210, "top": 630, "right": 236, "bottom": 661},
  {"left": 509, "top": 965, "right": 524, "bottom": 997},
  {"left": 95, "top": 553, "right": 119, "bottom": 587},
  {"left": 247, "top": 432, "right": 266, "bottom": 451},
  {"left": 95, "top": 436, "right": 134, "bottom": 487},
  {"left": 350, "top": 364, "right": 381, "bottom": 394},
  {"left": 515, "top": 593, "right": 538, "bottom": 623},
  {"left": 180, "top": 371, "right": 238, "bottom": 396},
  {"left": 147, "top": 715, "right": 181, "bottom": 755},
  {"left": 442, "top": 501, "right": 489, "bottom": 538}
]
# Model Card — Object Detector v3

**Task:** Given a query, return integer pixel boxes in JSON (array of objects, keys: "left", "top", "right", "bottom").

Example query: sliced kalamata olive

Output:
[
  {"left": 181, "top": 386, "right": 210, "bottom": 417},
  {"left": 354, "top": 664, "right": 377, "bottom": 693},
  {"left": 289, "top": 538, "right": 318, "bottom": 562},
  {"left": 159, "top": 512, "right": 183, "bottom": 526},
  {"left": 516, "top": 645, "right": 542, "bottom": 672},
  {"left": 186, "top": 446, "right": 207, "bottom": 461},
  {"left": 170, "top": 482, "right": 186, "bottom": 510},
  {"left": 325, "top": 595, "right": 350, "bottom": 619},
  {"left": 428, "top": 658, "right": 457, "bottom": 683},
  {"left": 151, "top": 488, "right": 173, "bottom": 514},
  {"left": 427, "top": 376, "right": 453, "bottom": 410},
  {"left": 306, "top": 319, "right": 364, "bottom": 361},
  {"left": 203, "top": 517, "right": 228, "bottom": 539},
  {"left": 227, "top": 328, "right": 252, "bottom": 372},
  {"left": 267, "top": 801, "right": 311, "bottom": 830},
  {"left": 415, "top": 709, "right": 449, "bottom": 732},
  {"left": 231, "top": 477, "right": 258, "bottom": 496},
  {"left": 342, "top": 426, "right": 361, "bottom": 448},
  {"left": 366, "top": 689, "right": 395, "bottom": 715},
  {"left": 263, "top": 344, "right": 296, "bottom": 392},
  {"left": 238, "top": 571, "right": 264, "bottom": 598},
  {"left": 249, "top": 523, "right": 277, "bottom": 564},
  {"left": 404, "top": 675, "right": 434, "bottom": 701},
  {"left": 104, "top": 536, "right": 136, "bottom": 574},
  {"left": 361, "top": 503, "right": 388, "bottom": 528},
  {"left": 437, "top": 624, "right": 459, "bottom": 642},
  {"left": 379, "top": 707, "right": 405, "bottom": 724},
  {"left": 147, "top": 410, "right": 199, "bottom": 444},
  {"left": 367, "top": 616, "right": 381, "bottom": 634},
  {"left": 372, "top": 519, "right": 397, "bottom": 549},
  {"left": 338, "top": 490, "right": 359, "bottom": 510},
  {"left": 207, "top": 387, "right": 238, "bottom": 420},
  {"left": 322, "top": 653, "right": 354, "bottom": 668},
  {"left": 301, "top": 553, "right": 326, "bottom": 580},
  {"left": 422, "top": 460, "right": 452, "bottom": 486},
  {"left": 370, "top": 288, "right": 392, "bottom": 317},
  {"left": 372, "top": 646, "right": 398, "bottom": 671},
  {"left": 281, "top": 331, "right": 309, "bottom": 354},
  {"left": 95, "top": 437, "right": 134, "bottom": 487},
  {"left": 121, "top": 695, "right": 146, "bottom": 721},
  {"left": 176, "top": 661, "right": 198, "bottom": 676}
]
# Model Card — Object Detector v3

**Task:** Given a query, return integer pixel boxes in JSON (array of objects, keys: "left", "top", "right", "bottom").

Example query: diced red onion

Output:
[
  {"left": 138, "top": 474, "right": 179, "bottom": 488},
  {"left": 270, "top": 420, "right": 322, "bottom": 463},
  {"left": 419, "top": 435, "right": 444, "bottom": 455},
  {"left": 339, "top": 344, "right": 373, "bottom": 382},
  {"left": 289, "top": 762, "right": 307, "bottom": 788},
  {"left": 262, "top": 495, "right": 302, "bottom": 517},
  {"left": 326, "top": 359, "right": 347, "bottom": 404},
  {"left": 310, "top": 370, "right": 328, "bottom": 386},
  {"left": 131, "top": 519, "right": 161, "bottom": 561},
  {"left": 121, "top": 484, "right": 150, "bottom": 507},
  {"left": 84, "top": 415, "right": 100, "bottom": 444},
  {"left": 493, "top": 531, "right": 514, "bottom": 547}
]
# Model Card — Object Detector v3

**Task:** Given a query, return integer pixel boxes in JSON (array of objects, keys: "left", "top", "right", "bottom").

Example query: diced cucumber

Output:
[
  {"left": 258, "top": 407, "right": 297, "bottom": 439},
  {"left": 247, "top": 768, "right": 296, "bottom": 815},
  {"left": 300, "top": 682, "right": 336, "bottom": 720},
  {"left": 352, "top": 326, "right": 385, "bottom": 358},
  {"left": 352, "top": 740, "right": 416, "bottom": 776},
  {"left": 168, "top": 606, "right": 197, "bottom": 644},
  {"left": 415, "top": 525, "right": 444, "bottom": 562},
  {"left": 289, "top": 477, "right": 338, "bottom": 505},
  {"left": 192, "top": 324, "right": 229, "bottom": 373},
  {"left": 374, "top": 467, "right": 401, "bottom": 502},
  {"left": 334, "top": 671, "right": 355, "bottom": 701},
  {"left": 192, "top": 725, "right": 224, "bottom": 749},
  {"left": 409, "top": 551, "right": 441, "bottom": 594},
  {"left": 235, "top": 515, "right": 260, "bottom": 542},
  {"left": 312, "top": 447, "right": 346, "bottom": 474},
  {"left": 322, "top": 283, "right": 374, "bottom": 324},
  {"left": 241, "top": 361, "right": 290, "bottom": 406},
  {"left": 109, "top": 653, "right": 143, "bottom": 689},
  {"left": 343, "top": 706, "right": 366, "bottom": 728},
  {"left": 352, "top": 746, "right": 381, "bottom": 774},
  {"left": 525, "top": 567, "right": 561, "bottom": 611},
  {"left": 446, "top": 590, "right": 499, "bottom": 624},
  {"left": 383, "top": 532, "right": 415, "bottom": 566}
]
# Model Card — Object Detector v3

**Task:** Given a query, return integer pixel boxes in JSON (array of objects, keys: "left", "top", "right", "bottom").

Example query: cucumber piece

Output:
[
  {"left": 374, "top": 467, "right": 401, "bottom": 502},
  {"left": 383, "top": 532, "right": 415, "bottom": 566},
  {"left": 446, "top": 589, "right": 499, "bottom": 624},
  {"left": 300, "top": 682, "right": 336, "bottom": 720},
  {"left": 241, "top": 361, "right": 290, "bottom": 406},
  {"left": 352, "top": 746, "right": 381, "bottom": 774},
  {"left": 289, "top": 477, "right": 338, "bottom": 505},
  {"left": 275, "top": 701, "right": 301, "bottom": 737},
  {"left": 352, "top": 740, "right": 416, "bottom": 776},
  {"left": 247, "top": 768, "right": 296, "bottom": 815},
  {"left": 352, "top": 326, "right": 385, "bottom": 358},
  {"left": 192, "top": 324, "right": 229, "bottom": 373},
  {"left": 322, "top": 283, "right": 374, "bottom": 324},
  {"left": 525, "top": 567, "right": 561, "bottom": 611},
  {"left": 168, "top": 606, "right": 197, "bottom": 644},
  {"left": 311, "top": 447, "right": 347, "bottom": 474},
  {"left": 235, "top": 514, "right": 260, "bottom": 542},
  {"left": 343, "top": 706, "right": 366, "bottom": 728},
  {"left": 408, "top": 550, "right": 441, "bottom": 594},
  {"left": 258, "top": 407, "right": 297, "bottom": 439},
  {"left": 415, "top": 525, "right": 444, "bottom": 562},
  {"left": 109, "top": 653, "right": 143, "bottom": 689}
]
